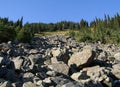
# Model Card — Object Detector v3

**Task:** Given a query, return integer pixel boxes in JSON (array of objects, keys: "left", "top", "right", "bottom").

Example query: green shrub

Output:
[
  {"left": 69, "top": 27, "right": 120, "bottom": 45},
  {"left": 69, "top": 30, "right": 76, "bottom": 37},
  {"left": 16, "top": 28, "right": 33, "bottom": 43},
  {"left": 0, "top": 26, "right": 16, "bottom": 42}
]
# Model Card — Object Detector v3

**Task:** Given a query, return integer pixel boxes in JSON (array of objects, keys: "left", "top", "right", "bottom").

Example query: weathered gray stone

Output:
[
  {"left": 12, "top": 56, "right": 24, "bottom": 70},
  {"left": 112, "top": 64, "right": 120, "bottom": 79},
  {"left": 28, "top": 54, "right": 42, "bottom": 69},
  {"left": 36, "top": 80, "right": 43, "bottom": 87},
  {"left": 43, "top": 77, "right": 51, "bottom": 84},
  {"left": 23, "top": 72, "right": 34, "bottom": 82},
  {"left": 48, "top": 62, "right": 69, "bottom": 75},
  {"left": 23, "top": 81, "right": 36, "bottom": 87},
  {"left": 51, "top": 48, "right": 69, "bottom": 64},
  {"left": 46, "top": 71, "right": 56, "bottom": 76},
  {"left": 51, "top": 76, "right": 71, "bottom": 87},
  {"left": 114, "top": 53, "right": 120, "bottom": 62},
  {"left": 68, "top": 49, "right": 95, "bottom": 69},
  {"left": 51, "top": 57, "right": 60, "bottom": 64},
  {"left": 81, "top": 66, "right": 112, "bottom": 87},
  {"left": 0, "top": 79, "right": 11, "bottom": 87},
  {"left": 97, "top": 51, "right": 108, "bottom": 61},
  {"left": 52, "top": 49, "right": 61, "bottom": 57},
  {"left": 29, "top": 49, "right": 39, "bottom": 54},
  {"left": 71, "top": 71, "right": 90, "bottom": 82},
  {"left": 80, "top": 80, "right": 104, "bottom": 87},
  {"left": 82, "top": 66, "right": 110, "bottom": 81}
]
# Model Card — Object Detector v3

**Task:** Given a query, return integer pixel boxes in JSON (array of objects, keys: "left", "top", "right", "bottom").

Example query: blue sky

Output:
[{"left": 0, "top": 0, "right": 120, "bottom": 24}]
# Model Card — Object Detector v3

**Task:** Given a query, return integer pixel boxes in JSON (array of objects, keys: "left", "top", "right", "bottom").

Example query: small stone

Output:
[
  {"left": 36, "top": 80, "right": 43, "bottom": 86},
  {"left": 46, "top": 71, "right": 56, "bottom": 76},
  {"left": 43, "top": 77, "right": 51, "bottom": 84},
  {"left": 23, "top": 82, "right": 36, "bottom": 87}
]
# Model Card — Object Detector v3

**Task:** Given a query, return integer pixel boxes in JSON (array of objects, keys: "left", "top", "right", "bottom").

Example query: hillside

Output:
[{"left": 0, "top": 34, "right": 120, "bottom": 87}]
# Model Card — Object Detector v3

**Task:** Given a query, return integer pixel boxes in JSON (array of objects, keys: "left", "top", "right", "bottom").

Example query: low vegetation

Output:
[
  {"left": 0, "top": 13, "right": 120, "bottom": 45},
  {"left": 69, "top": 13, "right": 120, "bottom": 45},
  {"left": 0, "top": 17, "right": 33, "bottom": 43},
  {"left": 69, "top": 28, "right": 120, "bottom": 45}
]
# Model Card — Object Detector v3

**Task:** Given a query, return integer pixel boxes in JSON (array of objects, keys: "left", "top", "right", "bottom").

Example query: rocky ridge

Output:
[{"left": 0, "top": 34, "right": 120, "bottom": 87}]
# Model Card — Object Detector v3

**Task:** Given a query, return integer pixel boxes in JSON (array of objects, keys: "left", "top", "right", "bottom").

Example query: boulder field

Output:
[{"left": 0, "top": 34, "right": 120, "bottom": 87}]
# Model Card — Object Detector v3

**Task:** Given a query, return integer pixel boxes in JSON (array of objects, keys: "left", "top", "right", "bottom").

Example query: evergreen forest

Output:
[{"left": 0, "top": 13, "right": 120, "bottom": 45}]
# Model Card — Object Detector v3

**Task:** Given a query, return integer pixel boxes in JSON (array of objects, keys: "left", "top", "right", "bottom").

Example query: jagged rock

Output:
[
  {"left": 12, "top": 56, "right": 24, "bottom": 70},
  {"left": 23, "top": 72, "right": 34, "bottom": 82},
  {"left": 0, "top": 43, "right": 10, "bottom": 52},
  {"left": 71, "top": 71, "right": 90, "bottom": 82},
  {"left": 33, "top": 77, "right": 41, "bottom": 84},
  {"left": 6, "top": 44, "right": 25, "bottom": 57},
  {"left": 97, "top": 51, "right": 108, "bottom": 61},
  {"left": 46, "top": 71, "right": 56, "bottom": 76},
  {"left": 43, "top": 77, "right": 51, "bottom": 84},
  {"left": 48, "top": 62, "right": 69, "bottom": 75},
  {"left": 81, "top": 66, "right": 112, "bottom": 87},
  {"left": 36, "top": 80, "right": 44, "bottom": 87},
  {"left": 51, "top": 48, "right": 69, "bottom": 64},
  {"left": 0, "top": 79, "right": 11, "bottom": 87},
  {"left": 112, "top": 64, "right": 120, "bottom": 79},
  {"left": 79, "top": 80, "right": 104, "bottom": 87},
  {"left": 42, "top": 77, "right": 54, "bottom": 86},
  {"left": 83, "top": 66, "right": 110, "bottom": 80},
  {"left": 29, "top": 49, "right": 39, "bottom": 54},
  {"left": 52, "top": 48, "right": 61, "bottom": 57},
  {"left": 68, "top": 49, "right": 95, "bottom": 69},
  {"left": 114, "top": 53, "right": 120, "bottom": 62},
  {"left": 23, "top": 81, "right": 36, "bottom": 87},
  {"left": 36, "top": 72, "right": 48, "bottom": 80},
  {"left": 51, "top": 57, "right": 60, "bottom": 64},
  {"left": 51, "top": 76, "right": 72, "bottom": 87},
  {"left": 71, "top": 65, "right": 113, "bottom": 87},
  {"left": 0, "top": 81, "right": 11, "bottom": 87},
  {"left": 28, "top": 54, "right": 42, "bottom": 69}
]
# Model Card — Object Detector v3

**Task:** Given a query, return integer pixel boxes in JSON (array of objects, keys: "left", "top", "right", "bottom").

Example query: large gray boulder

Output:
[
  {"left": 82, "top": 66, "right": 111, "bottom": 82},
  {"left": 68, "top": 49, "right": 95, "bottom": 69},
  {"left": 48, "top": 62, "right": 69, "bottom": 75},
  {"left": 72, "top": 65, "right": 112, "bottom": 87},
  {"left": 71, "top": 65, "right": 112, "bottom": 87}
]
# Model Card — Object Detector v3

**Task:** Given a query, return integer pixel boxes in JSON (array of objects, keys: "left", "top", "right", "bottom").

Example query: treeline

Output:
[
  {"left": 24, "top": 19, "right": 88, "bottom": 33},
  {"left": 70, "top": 13, "right": 120, "bottom": 45},
  {"left": 24, "top": 13, "right": 120, "bottom": 33},
  {"left": 0, "top": 17, "right": 33, "bottom": 43},
  {"left": 0, "top": 13, "right": 120, "bottom": 44},
  {"left": 90, "top": 13, "right": 120, "bottom": 29}
]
